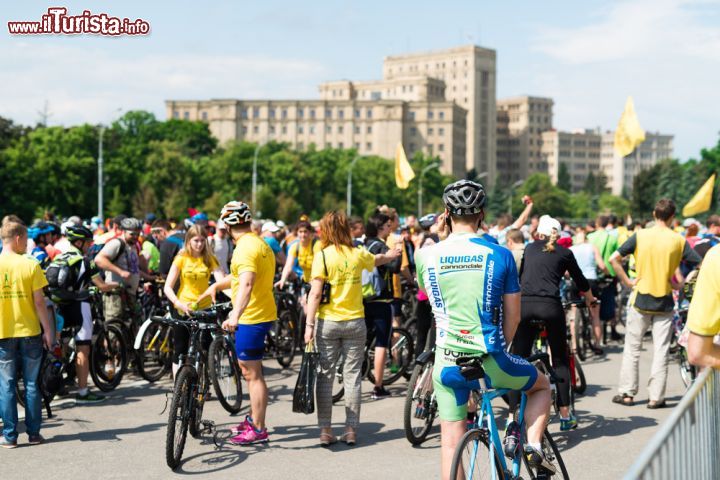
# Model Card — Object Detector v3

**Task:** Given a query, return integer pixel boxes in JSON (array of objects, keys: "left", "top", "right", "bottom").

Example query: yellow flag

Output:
[
  {"left": 395, "top": 142, "right": 415, "bottom": 189},
  {"left": 614, "top": 96, "right": 646, "bottom": 157},
  {"left": 682, "top": 174, "right": 716, "bottom": 217}
]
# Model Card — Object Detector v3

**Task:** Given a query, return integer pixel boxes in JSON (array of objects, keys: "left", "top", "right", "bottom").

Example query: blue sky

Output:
[{"left": 3, "top": 0, "right": 719, "bottom": 160}]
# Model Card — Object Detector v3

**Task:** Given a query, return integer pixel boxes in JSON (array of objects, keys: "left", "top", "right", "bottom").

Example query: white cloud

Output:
[
  {"left": 0, "top": 41, "right": 328, "bottom": 126},
  {"left": 524, "top": 0, "right": 720, "bottom": 160}
]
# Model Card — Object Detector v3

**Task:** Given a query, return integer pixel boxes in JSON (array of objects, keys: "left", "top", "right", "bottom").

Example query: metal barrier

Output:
[{"left": 624, "top": 367, "right": 720, "bottom": 480}]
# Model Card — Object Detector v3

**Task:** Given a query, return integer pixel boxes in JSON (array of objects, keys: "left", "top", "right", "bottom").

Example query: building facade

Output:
[
  {"left": 496, "top": 96, "right": 554, "bottom": 184},
  {"left": 600, "top": 132, "right": 674, "bottom": 195},
  {"left": 166, "top": 98, "right": 467, "bottom": 178},
  {"left": 383, "top": 45, "right": 497, "bottom": 180}
]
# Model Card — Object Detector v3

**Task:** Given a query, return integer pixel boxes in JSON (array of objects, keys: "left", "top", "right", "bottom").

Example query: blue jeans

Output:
[{"left": 0, "top": 335, "right": 44, "bottom": 441}]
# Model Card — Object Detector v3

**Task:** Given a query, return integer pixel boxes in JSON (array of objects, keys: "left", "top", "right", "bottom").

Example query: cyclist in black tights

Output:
[{"left": 510, "top": 215, "right": 597, "bottom": 432}]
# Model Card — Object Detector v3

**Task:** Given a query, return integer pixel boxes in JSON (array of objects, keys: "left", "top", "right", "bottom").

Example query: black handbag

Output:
[{"left": 292, "top": 340, "right": 320, "bottom": 414}]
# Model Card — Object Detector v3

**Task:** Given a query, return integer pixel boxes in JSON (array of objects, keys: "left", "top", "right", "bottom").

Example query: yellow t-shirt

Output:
[
  {"left": 290, "top": 240, "right": 322, "bottom": 281},
  {"left": 311, "top": 244, "right": 375, "bottom": 321},
  {"left": 230, "top": 233, "right": 277, "bottom": 324},
  {"left": 173, "top": 253, "right": 219, "bottom": 311},
  {"left": 386, "top": 233, "right": 409, "bottom": 299},
  {"left": 687, "top": 245, "right": 720, "bottom": 336},
  {"left": 0, "top": 252, "right": 48, "bottom": 339}
]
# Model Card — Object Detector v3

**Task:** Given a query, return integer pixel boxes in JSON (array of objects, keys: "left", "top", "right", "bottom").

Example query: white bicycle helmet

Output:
[{"left": 220, "top": 201, "right": 252, "bottom": 226}]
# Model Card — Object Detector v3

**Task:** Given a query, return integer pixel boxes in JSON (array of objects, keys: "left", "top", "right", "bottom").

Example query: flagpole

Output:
[{"left": 347, "top": 155, "right": 361, "bottom": 216}]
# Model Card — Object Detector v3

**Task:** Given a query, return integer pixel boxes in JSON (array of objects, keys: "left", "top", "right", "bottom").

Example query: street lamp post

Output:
[
  {"left": 98, "top": 126, "right": 104, "bottom": 220},
  {"left": 252, "top": 143, "right": 261, "bottom": 216},
  {"left": 509, "top": 179, "right": 525, "bottom": 215},
  {"left": 347, "top": 155, "right": 362, "bottom": 216},
  {"left": 418, "top": 161, "right": 441, "bottom": 217}
]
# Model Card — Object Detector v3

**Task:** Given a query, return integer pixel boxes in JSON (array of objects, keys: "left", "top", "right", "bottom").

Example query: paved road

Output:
[{"left": 4, "top": 332, "right": 685, "bottom": 479}]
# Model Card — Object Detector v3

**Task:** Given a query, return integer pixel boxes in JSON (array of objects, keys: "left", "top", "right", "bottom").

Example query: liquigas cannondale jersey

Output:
[{"left": 415, "top": 232, "right": 520, "bottom": 354}]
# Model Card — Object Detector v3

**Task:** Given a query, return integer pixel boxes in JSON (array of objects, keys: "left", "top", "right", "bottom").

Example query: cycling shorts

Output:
[
  {"left": 364, "top": 302, "right": 393, "bottom": 348},
  {"left": 433, "top": 347, "right": 538, "bottom": 421},
  {"left": 235, "top": 321, "right": 274, "bottom": 361},
  {"left": 57, "top": 302, "right": 93, "bottom": 344}
]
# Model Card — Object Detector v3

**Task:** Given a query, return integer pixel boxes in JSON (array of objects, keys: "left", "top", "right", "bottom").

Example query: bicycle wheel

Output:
[
  {"left": 573, "top": 354, "right": 587, "bottom": 395},
  {"left": 91, "top": 324, "right": 127, "bottom": 392},
  {"left": 274, "top": 310, "right": 298, "bottom": 368},
  {"left": 137, "top": 322, "right": 172, "bottom": 382},
  {"left": 678, "top": 348, "right": 697, "bottom": 388},
  {"left": 166, "top": 366, "right": 193, "bottom": 470},
  {"left": 575, "top": 312, "right": 589, "bottom": 362},
  {"left": 449, "top": 428, "right": 505, "bottom": 480},
  {"left": 367, "top": 328, "right": 414, "bottom": 385},
  {"left": 189, "top": 364, "right": 207, "bottom": 438},
  {"left": 331, "top": 352, "right": 345, "bottom": 404},
  {"left": 208, "top": 336, "right": 243, "bottom": 414},
  {"left": 540, "top": 429, "right": 569, "bottom": 479},
  {"left": 403, "top": 361, "right": 436, "bottom": 445}
]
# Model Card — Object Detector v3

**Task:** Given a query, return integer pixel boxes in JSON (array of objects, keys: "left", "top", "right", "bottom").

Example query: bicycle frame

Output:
[{"left": 469, "top": 385, "right": 528, "bottom": 479}]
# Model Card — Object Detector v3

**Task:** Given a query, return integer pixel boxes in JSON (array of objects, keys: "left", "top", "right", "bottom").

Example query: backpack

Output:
[
  {"left": 88, "top": 238, "right": 126, "bottom": 274},
  {"left": 361, "top": 240, "right": 389, "bottom": 300},
  {"left": 45, "top": 252, "right": 83, "bottom": 291}
]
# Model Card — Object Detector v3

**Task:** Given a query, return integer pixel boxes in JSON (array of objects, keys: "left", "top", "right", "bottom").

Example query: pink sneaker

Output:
[
  {"left": 231, "top": 416, "right": 252, "bottom": 435},
  {"left": 230, "top": 426, "right": 269, "bottom": 445}
]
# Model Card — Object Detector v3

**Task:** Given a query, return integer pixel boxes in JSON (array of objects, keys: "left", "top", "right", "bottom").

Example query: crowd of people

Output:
[{"left": 1, "top": 182, "right": 719, "bottom": 480}]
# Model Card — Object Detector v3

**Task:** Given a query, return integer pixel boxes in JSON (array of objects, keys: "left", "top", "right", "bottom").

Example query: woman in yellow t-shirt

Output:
[
  {"left": 304, "top": 211, "right": 400, "bottom": 447},
  {"left": 163, "top": 225, "right": 225, "bottom": 376},
  {"left": 276, "top": 220, "right": 320, "bottom": 305}
]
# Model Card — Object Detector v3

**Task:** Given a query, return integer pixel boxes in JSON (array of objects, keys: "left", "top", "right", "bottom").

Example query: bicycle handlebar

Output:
[{"left": 526, "top": 352, "right": 562, "bottom": 384}]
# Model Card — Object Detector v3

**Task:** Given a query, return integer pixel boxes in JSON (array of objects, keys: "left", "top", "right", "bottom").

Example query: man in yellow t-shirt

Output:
[
  {"left": 208, "top": 201, "right": 276, "bottom": 446},
  {"left": 687, "top": 244, "right": 720, "bottom": 368},
  {"left": 0, "top": 221, "right": 53, "bottom": 448},
  {"left": 379, "top": 206, "right": 413, "bottom": 327}
]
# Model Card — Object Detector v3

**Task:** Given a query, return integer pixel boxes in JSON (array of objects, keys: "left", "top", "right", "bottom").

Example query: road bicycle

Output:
[
  {"left": 403, "top": 344, "right": 437, "bottom": 445},
  {"left": 269, "top": 287, "right": 300, "bottom": 368},
  {"left": 206, "top": 303, "right": 243, "bottom": 414},
  {"left": 450, "top": 352, "right": 569, "bottom": 480}
]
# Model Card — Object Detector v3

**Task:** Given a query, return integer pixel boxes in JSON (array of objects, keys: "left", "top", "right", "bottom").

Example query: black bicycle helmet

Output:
[
  {"left": 419, "top": 213, "right": 438, "bottom": 230},
  {"left": 66, "top": 225, "right": 93, "bottom": 242},
  {"left": 442, "top": 180, "right": 486, "bottom": 216}
]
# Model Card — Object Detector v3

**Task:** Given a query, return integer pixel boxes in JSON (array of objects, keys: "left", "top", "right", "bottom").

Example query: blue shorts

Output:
[{"left": 235, "top": 321, "right": 274, "bottom": 361}]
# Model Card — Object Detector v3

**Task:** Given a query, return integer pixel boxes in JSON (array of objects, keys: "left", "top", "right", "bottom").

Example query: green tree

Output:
[{"left": 557, "top": 163, "right": 571, "bottom": 192}]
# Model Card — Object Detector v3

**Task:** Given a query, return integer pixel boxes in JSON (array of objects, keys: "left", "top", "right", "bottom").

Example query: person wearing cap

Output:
[
  {"left": 261, "top": 221, "right": 286, "bottom": 267},
  {"left": 212, "top": 219, "right": 233, "bottom": 275},
  {"left": 95, "top": 218, "right": 142, "bottom": 337},
  {"left": 511, "top": 214, "right": 597, "bottom": 432}
]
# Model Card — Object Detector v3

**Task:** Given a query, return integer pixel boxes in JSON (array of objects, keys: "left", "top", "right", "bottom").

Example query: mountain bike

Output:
[
  {"left": 564, "top": 299, "right": 594, "bottom": 362},
  {"left": 155, "top": 308, "right": 221, "bottom": 470},
  {"left": 450, "top": 352, "right": 569, "bottom": 480},
  {"left": 206, "top": 302, "right": 243, "bottom": 414},
  {"left": 133, "top": 279, "right": 174, "bottom": 382},
  {"left": 88, "top": 290, "right": 127, "bottom": 392},
  {"left": 269, "top": 287, "right": 300, "bottom": 368}
]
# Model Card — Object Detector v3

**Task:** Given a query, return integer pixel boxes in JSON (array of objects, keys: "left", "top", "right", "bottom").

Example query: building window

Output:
[
  {"left": 409, "top": 142, "right": 416, "bottom": 151},
  {"left": 410, "top": 127, "right": 417, "bottom": 136},
  {"left": 481, "top": 71, "right": 489, "bottom": 87},
  {"left": 298, "top": 142, "right": 304, "bottom": 150},
  {"left": 338, "top": 125, "right": 344, "bottom": 134},
  {"left": 253, "top": 107, "right": 260, "bottom": 118},
  {"left": 253, "top": 125, "right": 259, "bottom": 134},
  {"left": 298, "top": 108, "right": 304, "bottom": 119},
  {"left": 310, "top": 109, "right": 316, "bottom": 119},
  {"left": 367, "top": 126, "right": 372, "bottom": 134},
  {"left": 409, "top": 112, "right": 415, "bottom": 120},
  {"left": 281, "top": 109, "right": 287, "bottom": 119},
  {"left": 325, "top": 108, "right": 332, "bottom": 118},
  {"left": 309, "top": 125, "right": 315, "bottom": 134},
  {"left": 338, "top": 142, "right": 344, "bottom": 149},
  {"left": 201, "top": 111, "right": 207, "bottom": 120},
  {"left": 355, "top": 109, "right": 361, "bottom": 118},
  {"left": 355, "top": 142, "right": 360, "bottom": 149},
  {"left": 428, "top": 111, "right": 434, "bottom": 119},
  {"left": 354, "top": 126, "right": 360, "bottom": 134},
  {"left": 366, "top": 142, "right": 372, "bottom": 150},
  {"left": 183, "top": 111, "right": 189, "bottom": 120},
  {"left": 439, "top": 144, "right": 444, "bottom": 152},
  {"left": 269, "top": 125, "right": 276, "bottom": 134},
  {"left": 366, "top": 108, "right": 372, "bottom": 118},
  {"left": 242, "top": 126, "right": 248, "bottom": 134},
  {"left": 326, "top": 125, "right": 332, "bottom": 133},
  {"left": 269, "top": 109, "right": 276, "bottom": 119},
  {"left": 281, "top": 125, "right": 287, "bottom": 134},
  {"left": 173, "top": 111, "right": 179, "bottom": 119},
  {"left": 439, "top": 111, "right": 445, "bottom": 120},
  {"left": 338, "top": 110, "right": 344, "bottom": 119},
  {"left": 439, "top": 127, "right": 444, "bottom": 135},
  {"left": 428, "top": 127, "right": 434, "bottom": 135},
  {"left": 298, "top": 125, "right": 304, "bottom": 134}
]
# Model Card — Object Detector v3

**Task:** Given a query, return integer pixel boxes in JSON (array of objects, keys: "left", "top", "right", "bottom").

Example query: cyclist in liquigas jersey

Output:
[{"left": 414, "top": 180, "right": 552, "bottom": 480}]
